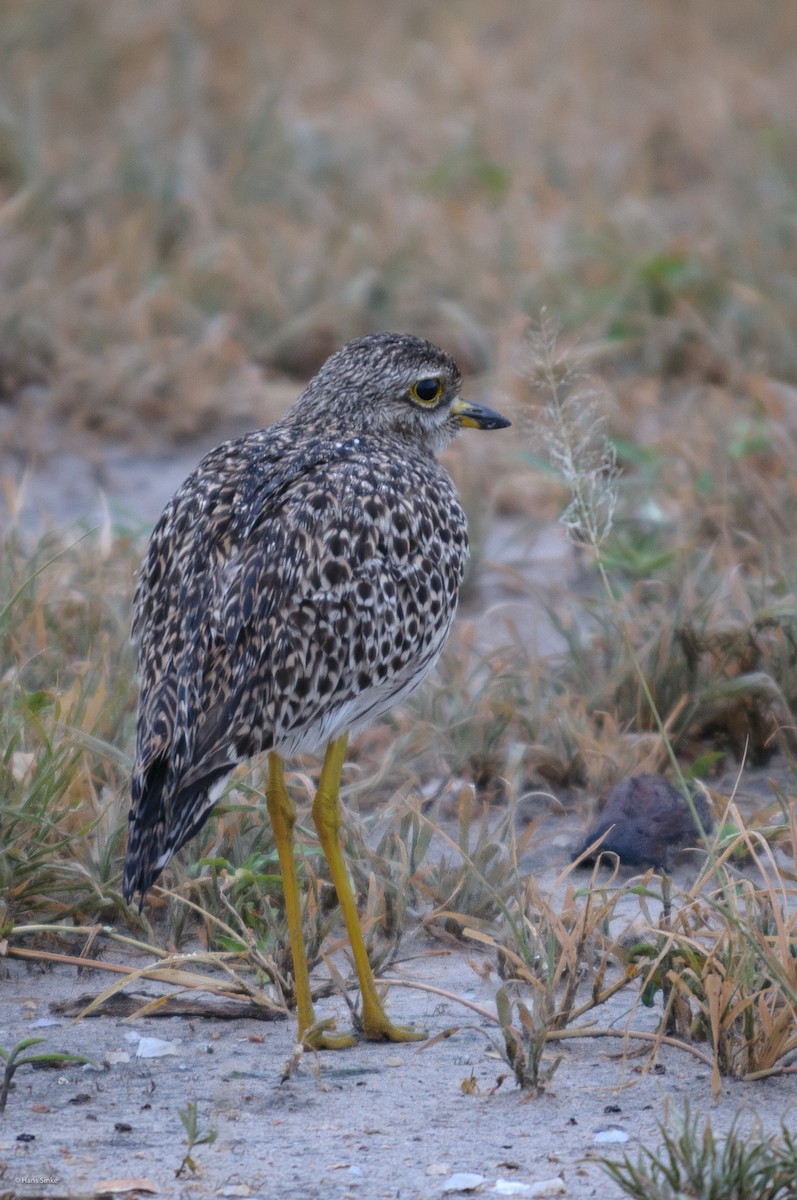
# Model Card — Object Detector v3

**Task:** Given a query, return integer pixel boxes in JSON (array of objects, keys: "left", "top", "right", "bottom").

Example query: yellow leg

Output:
[
  {"left": 266, "top": 753, "right": 354, "bottom": 1050},
  {"left": 313, "top": 734, "right": 425, "bottom": 1042}
]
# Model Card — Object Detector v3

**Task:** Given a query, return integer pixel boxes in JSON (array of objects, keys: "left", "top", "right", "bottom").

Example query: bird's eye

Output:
[{"left": 410, "top": 377, "right": 443, "bottom": 405}]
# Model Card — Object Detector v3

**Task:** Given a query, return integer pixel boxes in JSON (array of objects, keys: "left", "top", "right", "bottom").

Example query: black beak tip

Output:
[
  {"left": 490, "top": 413, "right": 512, "bottom": 430},
  {"left": 478, "top": 407, "right": 511, "bottom": 430}
]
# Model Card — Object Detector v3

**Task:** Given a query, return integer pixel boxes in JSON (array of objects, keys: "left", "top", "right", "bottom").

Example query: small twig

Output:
[
  {"left": 377, "top": 975, "right": 716, "bottom": 1067},
  {"left": 5, "top": 945, "right": 281, "bottom": 1011},
  {"left": 10, "top": 923, "right": 168, "bottom": 959},
  {"left": 544, "top": 1024, "right": 715, "bottom": 1068},
  {"left": 376, "top": 976, "right": 498, "bottom": 1023},
  {"left": 742, "top": 1064, "right": 797, "bottom": 1081}
]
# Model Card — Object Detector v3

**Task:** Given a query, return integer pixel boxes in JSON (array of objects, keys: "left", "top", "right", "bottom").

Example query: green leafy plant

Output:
[
  {"left": 0, "top": 529, "right": 136, "bottom": 924},
  {"left": 176, "top": 1100, "right": 218, "bottom": 1177},
  {"left": 489, "top": 983, "right": 562, "bottom": 1092},
  {"left": 0, "top": 1037, "right": 97, "bottom": 1116},
  {"left": 600, "top": 1104, "right": 797, "bottom": 1200}
]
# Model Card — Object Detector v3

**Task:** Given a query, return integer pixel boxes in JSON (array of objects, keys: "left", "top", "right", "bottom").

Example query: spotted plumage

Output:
[{"left": 123, "top": 332, "right": 509, "bottom": 953}]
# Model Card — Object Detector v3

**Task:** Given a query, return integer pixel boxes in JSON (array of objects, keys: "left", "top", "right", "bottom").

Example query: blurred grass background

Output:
[{"left": 2, "top": 0, "right": 797, "bottom": 447}]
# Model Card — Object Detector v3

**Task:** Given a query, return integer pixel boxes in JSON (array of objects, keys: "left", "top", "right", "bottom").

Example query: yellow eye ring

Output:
[{"left": 409, "top": 377, "right": 443, "bottom": 405}]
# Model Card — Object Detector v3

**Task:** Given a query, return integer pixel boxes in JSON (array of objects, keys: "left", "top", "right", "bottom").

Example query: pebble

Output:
[
  {"left": 442, "top": 1173, "right": 486, "bottom": 1193},
  {"left": 134, "top": 1035, "right": 180, "bottom": 1059},
  {"left": 593, "top": 1126, "right": 629, "bottom": 1144}
]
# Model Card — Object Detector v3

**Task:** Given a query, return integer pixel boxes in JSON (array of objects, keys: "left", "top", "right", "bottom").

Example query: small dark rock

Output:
[{"left": 573, "top": 774, "right": 712, "bottom": 869}]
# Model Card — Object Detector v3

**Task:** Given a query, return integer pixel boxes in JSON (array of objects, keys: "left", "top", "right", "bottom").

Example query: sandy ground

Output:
[
  {"left": 3, "top": 919, "right": 795, "bottom": 1200},
  {"left": 3, "top": 809, "right": 796, "bottom": 1200}
]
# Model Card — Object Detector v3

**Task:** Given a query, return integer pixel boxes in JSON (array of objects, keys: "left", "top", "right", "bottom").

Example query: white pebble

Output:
[
  {"left": 442, "top": 1173, "right": 486, "bottom": 1193},
  {"left": 135, "top": 1035, "right": 180, "bottom": 1058},
  {"left": 593, "top": 1126, "right": 629, "bottom": 1144}
]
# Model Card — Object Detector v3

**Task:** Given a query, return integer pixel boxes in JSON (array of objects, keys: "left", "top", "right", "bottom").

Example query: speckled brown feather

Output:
[{"left": 124, "top": 333, "right": 479, "bottom": 902}]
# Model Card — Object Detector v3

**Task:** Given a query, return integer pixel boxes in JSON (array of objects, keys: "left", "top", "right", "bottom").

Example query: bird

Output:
[{"left": 123, "top": 330, "right": 510, "bottom": 1047}]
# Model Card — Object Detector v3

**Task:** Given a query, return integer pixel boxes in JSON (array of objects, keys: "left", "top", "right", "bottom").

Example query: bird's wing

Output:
[
  {"left": 131, "top": 433, "right": 439, "bottom": 805},
  {"left": 130, "top": 431, "right": 333, "bottom": 804}
]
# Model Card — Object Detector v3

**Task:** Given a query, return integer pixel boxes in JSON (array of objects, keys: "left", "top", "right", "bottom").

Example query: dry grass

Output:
[
  {"left": 1, "top": 0, "right": 797, "bottom": 451},
  {"left": 0, "top": 522, "right": 134, "bottom": 922}
]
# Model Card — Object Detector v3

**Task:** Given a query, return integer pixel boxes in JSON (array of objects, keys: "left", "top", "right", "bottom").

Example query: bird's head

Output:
[{"left": 293, "top": 331, "right": 510, "bottom": 453}]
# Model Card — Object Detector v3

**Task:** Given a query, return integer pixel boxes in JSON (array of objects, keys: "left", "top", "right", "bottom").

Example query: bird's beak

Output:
[{"left": 450, "top": 396, "right": 511, "bottom": 430}]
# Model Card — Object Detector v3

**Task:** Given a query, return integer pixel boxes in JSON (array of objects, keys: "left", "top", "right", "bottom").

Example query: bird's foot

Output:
[
  {"left": 360, "top": 1012, "right": 427, "bottom": 1043},
  {"left": 301, "top": 1013, "right": 426, "bottom": 1047},
  {"left": 301, "top": 1017, "right": 358, "bottom": 1051}
]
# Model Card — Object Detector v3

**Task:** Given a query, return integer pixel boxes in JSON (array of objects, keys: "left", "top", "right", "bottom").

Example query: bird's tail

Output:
[
  {"left": 123, "top": 756, "right": 173, "bottom": 908},
  {"left": 123, "top": 759, "right": 232, "bottom": 908},
  {"left": 122, "top": 822, "right": 172, "bottom": 910}
]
